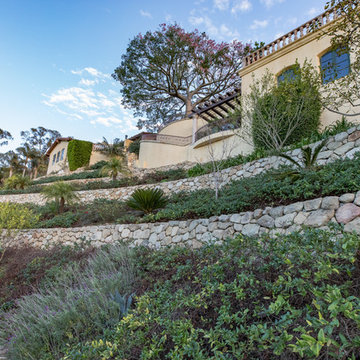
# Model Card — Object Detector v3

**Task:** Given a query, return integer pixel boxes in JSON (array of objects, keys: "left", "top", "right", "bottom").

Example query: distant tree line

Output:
[{"left": 0, "top": 126, "right": 61, "bottom": 184}]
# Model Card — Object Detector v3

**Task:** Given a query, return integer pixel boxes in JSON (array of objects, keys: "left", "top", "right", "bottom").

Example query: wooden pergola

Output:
[{"left": 190, "top": 88, "right": 241, "bottom": 122}]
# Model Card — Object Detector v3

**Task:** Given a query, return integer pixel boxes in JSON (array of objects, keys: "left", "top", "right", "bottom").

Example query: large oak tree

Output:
[{"left": 113, "top": 24, "right": 249, "bottom": 131}]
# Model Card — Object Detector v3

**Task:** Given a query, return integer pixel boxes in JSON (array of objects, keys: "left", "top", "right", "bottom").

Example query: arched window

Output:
[
  {"left": 320, "top": 49, "right": 350, "bottom": 84},
  {"left": 277, "top": 65, "right": 299, "bottom": 84}
]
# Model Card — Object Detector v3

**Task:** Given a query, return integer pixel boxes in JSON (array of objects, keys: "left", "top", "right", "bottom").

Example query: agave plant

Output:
[
  {"left": 126, "top": 188, "right": 168, "bottom": 214},
  {"left": 274, "top": 139, "right": 327, "bottom": 180},
  {"left": 109, "top": 290, "right": 134, "bottom": 320}
]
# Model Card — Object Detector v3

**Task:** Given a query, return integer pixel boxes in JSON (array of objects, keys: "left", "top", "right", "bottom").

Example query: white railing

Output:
[{"left": 244, "top": 8, "right": 339, "bottom": 67}]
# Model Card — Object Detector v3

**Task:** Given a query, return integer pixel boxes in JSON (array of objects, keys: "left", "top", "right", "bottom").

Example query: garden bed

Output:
[{"left": 20, "top": 154, "right": 360, "bottom": 229}]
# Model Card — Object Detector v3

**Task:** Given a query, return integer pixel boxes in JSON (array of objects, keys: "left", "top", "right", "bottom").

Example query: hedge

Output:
[{"left": 67, "top": 139, "right": 93, "bottom": 171}]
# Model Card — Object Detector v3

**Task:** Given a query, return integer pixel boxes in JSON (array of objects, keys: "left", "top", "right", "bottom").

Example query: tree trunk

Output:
[
  {"left": 22, "top": 157, "right": 29, "bottom": 177},
  {"left": 112, "top": 174, "right": 117, "bottom": 182},
  {"left": 59, "top": 197, "right": 65, "bottom": 214},
  {"left": 9, "top": 167, "right": 13, "bottom": 178},
  {"left": 33, "top": 167, "right": 38, "bottom": 179},
  {"left": 185, "top": 97, "right": 193, "bottom": 117}
]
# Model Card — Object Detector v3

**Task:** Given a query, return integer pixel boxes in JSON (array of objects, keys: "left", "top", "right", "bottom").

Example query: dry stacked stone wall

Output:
[
  {"left": 1, "top": 126, "right": 360, "bottom": 206},
  {"left": 4, "top": 191, "right": 360, "bottom": 249}
]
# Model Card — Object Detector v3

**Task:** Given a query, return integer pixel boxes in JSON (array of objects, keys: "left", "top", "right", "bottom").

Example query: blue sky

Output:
[{"left": 0, "top": 0, "right": 325, "bottom": 151}]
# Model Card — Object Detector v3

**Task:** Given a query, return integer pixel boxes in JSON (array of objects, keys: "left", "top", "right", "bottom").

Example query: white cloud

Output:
[
  {"left": 71, "top": 67, "right": 110, "bottom": 79},
  {"left": 79, "top": 78, "right": 97, "bottom": 86},
  {"left": 250, "top": 19, "right": 269, "bottom": 30},
  {"left": 213, "top": 0, "right": 229, "bottom": 10},
  {"left": 188, "top": 10, "right": 239, "bottom": 39},
  {"left": 43, "top": 67, "right": 138, "bottom": 132},
  {"left": 260, "top": 0, "right": 285, "bottom": 8},
  {"left": 219, "top": 24, "right": 239, "bottom": 39},
  {"left": 188, "top": 13, "right": 219, "bottom": 37},
  {"left": 140, "top": 9, "right": 152, "bottom": 18},
  {"left": 231, "top": 0, "right": 252, "bottom": 14}
]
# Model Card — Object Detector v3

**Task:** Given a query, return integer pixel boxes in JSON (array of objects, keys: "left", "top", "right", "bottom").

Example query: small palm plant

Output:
[
  {"left": 42, "top": 181, "right": 79, "bottom": 214},
  {"left": 99, "top": 137, "right": 124, "bottom": 157},
  {"left": 4, "top": 175, "right": 31, "bottom": 190},
  {"left": 101, "top": 158, "right": 128, "bottom": 182},
  {"left": 275, "top": 139, "right": 327, "bottom": 179},
  {"left": 126, "top": 188, "right": 168, "bottom": 214}
]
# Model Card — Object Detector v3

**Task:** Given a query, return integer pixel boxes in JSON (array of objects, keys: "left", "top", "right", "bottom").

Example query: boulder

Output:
[
  {"left": 348, "top": 130, "right": 360, "bottom": 142},
  {"left": 321, "top": 196, "right": 339, "bottom": 210},
  {"left": 335, "top": 203, "right": 360, "bottom": 224},
  {"left": 257, "top": 215, "right": 275, "bottom": 228},
  {"left": 304, "top": 198, "right": 322, "bottom": 211},
  {"left": 344, "top": 217, "right": 360, "bottom": 233},
  {"left": 339, "top": 193, "right": 355, "bottom": 203},
  {"left": 304, "top": 209, "right": 334, "bottom": 227},
  {"left": 242, "top": 223, "right": 260, "bottom": 237},
  {"left": 275, "top": 213, "right": 296, "bottom": 228}
]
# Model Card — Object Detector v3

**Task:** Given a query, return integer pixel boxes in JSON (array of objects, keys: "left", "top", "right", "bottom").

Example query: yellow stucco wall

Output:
[
  {"left": 239, "top": 26, "right": 358, "bottom": 129},
  {"left": 159, "top": 117, "right": 208, "bottom": 136},
  {"left": 89, "top": 150, "right": 111, "bottom": 166},
  {"left": 138, "top": 141, "right": 188, "bottom": 168},
  {"left": 138, "top": 129, "right": 253, "bottom": 169},
  {"left": 47, "top": 141, "right": 69, "bottom": 175}
]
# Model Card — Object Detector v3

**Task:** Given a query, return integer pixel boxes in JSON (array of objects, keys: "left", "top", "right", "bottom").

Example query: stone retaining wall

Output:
[
  {"left": 5, "top": 191, "right": 360, "bottom": 249},
  {"left": 1, "top": 126, "right": 360, "bottom": 206}
]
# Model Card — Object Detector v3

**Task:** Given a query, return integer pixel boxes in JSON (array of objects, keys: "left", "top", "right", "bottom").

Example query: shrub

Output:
[
  {"left": 128, "top": 139, "right": 140, "bottom": 156},
  {"left": 67, "top": 139, "right": 93, "bottom": 171},
  {"left": 3, "top": 175, "right": 31, "bottom": 190},
  {"left": 126, "top": 188, "right": 168, "bottom": 214},
  {"left": 0, "top": 203, "right": 39, "bottom": 262},
  {"left": 249, "top": 61, "right": 322, "bottom": 150},
  {"left": 37, "top": 211, "right": 79, "bottom": 228},
  {"left": 142, "top": 168, "right": 187, "bottom": 183},
  {"left": 76, "top": 199, "right": 130, "bottom": 226},
  {"left": 90, "top": 160, "right": 108, "bottom": 170},
  {"left": 0, "top": 245, "right": 135, "bottom": 360},
  {"left": 32, "top": 169, "right": 105, "bottom": 185}
]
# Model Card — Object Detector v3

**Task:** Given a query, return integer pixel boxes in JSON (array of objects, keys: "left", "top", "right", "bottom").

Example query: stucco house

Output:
[
  {"left": 133, "top": 7, "right": 358, "bottom": 169},
  {"left": 134, "top": 89, "right": 252, "bottom": 169},
  {"left": 239, "top": 7, "right": 356, "bottom": 129},
  {"left": 45, "top": 138, "right": 111, "bottom": 175},
  {"left": 45, "top": 137, "right": 73, "bottom": 175}
]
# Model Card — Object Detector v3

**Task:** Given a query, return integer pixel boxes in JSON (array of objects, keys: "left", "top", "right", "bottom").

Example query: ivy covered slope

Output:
[
  {"left": 67, "top": 139, "right": 93, "bottom": 171},
  {"left": 21, "top": 228, "right": 358, "bottom": 359}
]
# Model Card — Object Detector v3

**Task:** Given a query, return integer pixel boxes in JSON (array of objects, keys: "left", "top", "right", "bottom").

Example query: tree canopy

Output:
[
  {"left": 20, "top": 126, "right": 61, "bottom": 155},
  {"left": 113, "top": 24, "right": 250, "bottom": 131},
  {"left": 0, "top": 129, "right": 13, "bottom": 147}
]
